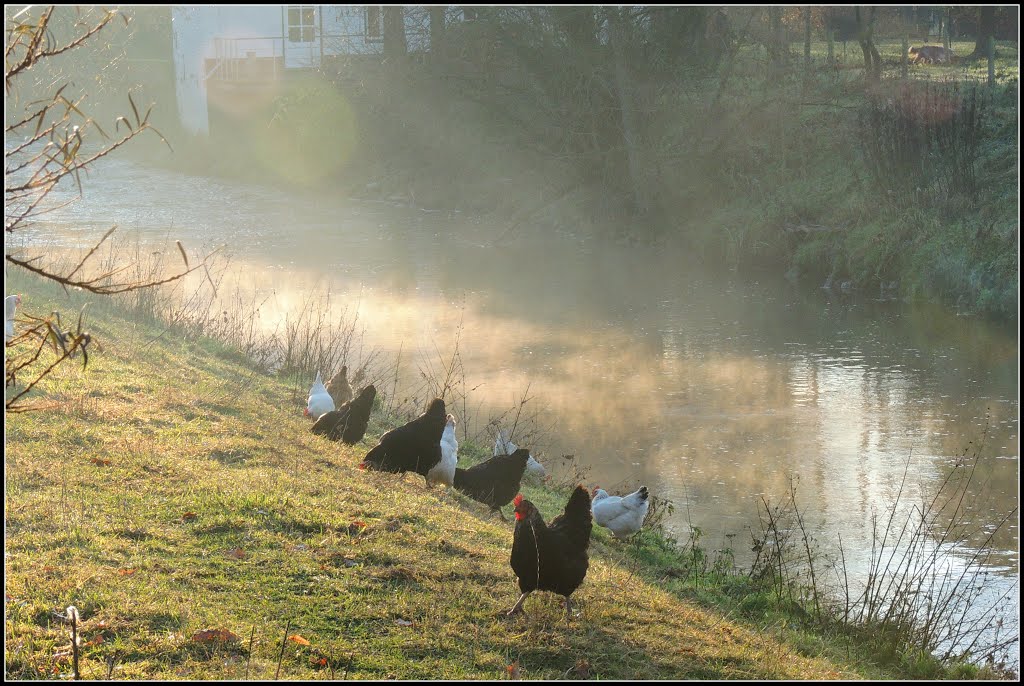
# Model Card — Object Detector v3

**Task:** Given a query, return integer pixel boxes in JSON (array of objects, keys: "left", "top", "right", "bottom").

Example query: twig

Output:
[
  {"left": 274, "top": 619, "right": 290, "bottom": 680},
  {"left": 245, "top": 625, "right": 255, "bottom": 680},
  {"left": 67, "top": 606, "right": 80, "bottom": 680}
]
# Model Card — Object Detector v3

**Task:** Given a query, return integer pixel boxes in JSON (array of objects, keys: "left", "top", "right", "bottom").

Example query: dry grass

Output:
[{"left": 4, "top": 279, "right": 880, "bottom": 681}]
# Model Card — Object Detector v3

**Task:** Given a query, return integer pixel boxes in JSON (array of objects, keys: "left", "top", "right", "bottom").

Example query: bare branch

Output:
[{"left": 5, "top": 250, "right": 219, "bottom": 295}]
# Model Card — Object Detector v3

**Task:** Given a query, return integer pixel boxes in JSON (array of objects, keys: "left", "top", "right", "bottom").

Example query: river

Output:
[{"left": 12, "top": 155, "right": 1020, "bottom": 667}]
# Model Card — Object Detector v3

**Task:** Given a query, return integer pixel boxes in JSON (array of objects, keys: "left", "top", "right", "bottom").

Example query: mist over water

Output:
[{"left": 20, "top": 155, "right": 1020, "bottom": 663}]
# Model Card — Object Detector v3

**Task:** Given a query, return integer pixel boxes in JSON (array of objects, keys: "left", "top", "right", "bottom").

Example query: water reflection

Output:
[{"left": 20, "top": 156, "right": 1019, "bottom": 661}]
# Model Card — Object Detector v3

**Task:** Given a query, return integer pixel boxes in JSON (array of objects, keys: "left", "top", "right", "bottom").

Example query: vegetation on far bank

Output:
[
  {"left": 4, "top": 268, "right": 1016, "bottom": 681},
  {"left": 131, "top": 22, "right": 1019, "bottom": 322}
]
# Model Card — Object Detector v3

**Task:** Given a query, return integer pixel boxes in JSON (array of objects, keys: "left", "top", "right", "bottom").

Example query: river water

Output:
[{"left": 13, "top": 156, "right": 1020, "bottom": 666}]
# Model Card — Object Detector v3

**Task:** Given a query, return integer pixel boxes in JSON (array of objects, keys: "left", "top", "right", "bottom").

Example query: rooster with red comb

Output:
[{"left": 507, "top": 485, "right": 593, "bottom": 620}]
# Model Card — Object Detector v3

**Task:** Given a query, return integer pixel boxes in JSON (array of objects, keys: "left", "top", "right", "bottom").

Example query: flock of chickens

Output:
[
  {"left": 305, "top": 367, "right": 652, "bottom": 618},
  {"left": 7, "top": 288, "right": 652, "bottom": 618}
]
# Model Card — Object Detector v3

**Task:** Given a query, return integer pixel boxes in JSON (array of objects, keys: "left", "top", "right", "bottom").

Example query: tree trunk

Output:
[
  {"left": 942, "top": 8, "right": 951, "bottom": 52},
  {"left": 855, "top": 6, "right": 881, "bottom": 83},
  {"left": 803, "top": 7, "right": 812, "bottom": 71},
  {"left": 988, "top": 36, "right": 996, "bottom": 86},
  {"left": 901, "top": 31, "right": 908, "bottom": 80},
  {"left": 552, "top": 6, "right": 598, "bottom": 54},
  {"left": 607, "top": 7, "right": 651, "bottom": 218},
  {"left": 970, "top": 7, "right": 997, "bottom": 59},
  {"left": 767, "top": 6, "right": 786, "bottom": 81},
  {"left": 429, "top": 6, "right": 446, "bottom": 57},
  {"left": 383, "top": 6, "right": 407, "bottom": 62},
  {"left": 826, "top": 7, "right": 835, "bottom": 63}
]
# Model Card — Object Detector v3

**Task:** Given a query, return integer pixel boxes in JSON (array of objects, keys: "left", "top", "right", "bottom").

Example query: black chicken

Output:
[
  {"left": 311, "top": 384, "right": 376, "bottom": 444},
  {"left": 452, "top": 448, "right": 531, "bottom": 518},
  {"left": 507, "top": 485, "right": 593, "bottom": 620},
  {"left": 360, "top": 398, "right": 446, "bottom": 477}
]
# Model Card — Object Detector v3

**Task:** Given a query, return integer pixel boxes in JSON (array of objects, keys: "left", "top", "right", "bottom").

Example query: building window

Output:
[
  {"left": 288, "top": 5, "right": 315, "bottom": 43},
  {"left": 365, "top": 6, "right": 383, "bottom": 42}
]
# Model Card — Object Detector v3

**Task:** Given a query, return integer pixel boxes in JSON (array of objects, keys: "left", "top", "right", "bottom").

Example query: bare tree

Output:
[
  {"left": 969, "top": 7, "right": 997, "bottom": 60},
  {"left": 854, "top": 6, "right": 882, "bottom": 83},
  {"left": 5, "top": 6, "right": 212, "bottom": 411},
  {"left": 429, "top": 6, "right": 446, "bottom": 58},
  {"left": 606, "top": 6, "right": 651, "bottom": 218},
  {"left": 803, "top": 7, "right": 812, "bottom": 72},
  {"left": 383, "top": 6, "right": 408, "bottom": 62}
]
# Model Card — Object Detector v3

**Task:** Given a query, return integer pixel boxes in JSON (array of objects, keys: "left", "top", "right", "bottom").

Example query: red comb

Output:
[{"left": 513, "top": 494, "right": 524, "bottom": 507}]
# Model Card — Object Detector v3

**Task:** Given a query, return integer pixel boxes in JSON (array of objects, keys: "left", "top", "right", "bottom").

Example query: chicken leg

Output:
[{"left": 505, "top": 592, "right": 530, "bottom": 616}]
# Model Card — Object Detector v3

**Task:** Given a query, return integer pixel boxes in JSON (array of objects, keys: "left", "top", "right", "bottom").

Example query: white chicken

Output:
[
  {"left": 426, "top": 413, "right": 458, "bottom": 487},
  {"left": 305, "top": 370, "right": 335, "bottom": 419},
  {"left": 6, "top": 294, "right": 21, "bottom": 344},
  {"left": 493, "top": 428, "right": 546, "bottom": 479},
  {"left": 591, "top": 485, "right": 650, "bottom": 539}
]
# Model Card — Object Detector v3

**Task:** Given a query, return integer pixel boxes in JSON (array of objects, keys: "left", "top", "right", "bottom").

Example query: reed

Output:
[{"left": 746, "top": 430, "right": 1018, "bottom": 674}]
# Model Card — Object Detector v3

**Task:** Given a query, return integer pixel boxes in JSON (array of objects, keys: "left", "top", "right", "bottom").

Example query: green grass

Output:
[{"left": 12, "top": 273, "right": 1009, "bottom": 680}]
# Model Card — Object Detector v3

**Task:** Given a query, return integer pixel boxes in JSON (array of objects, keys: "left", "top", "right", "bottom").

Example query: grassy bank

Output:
[{"left": 5, "top": 271, "right": 1012, "bottom": 680}]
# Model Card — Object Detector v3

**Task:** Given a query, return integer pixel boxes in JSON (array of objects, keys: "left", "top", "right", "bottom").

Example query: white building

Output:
[{"left": 171, "top": 5, "right": 432, "bottom": 135}]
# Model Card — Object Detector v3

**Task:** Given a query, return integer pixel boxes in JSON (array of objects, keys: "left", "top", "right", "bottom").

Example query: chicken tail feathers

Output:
[{"left": 564, "top": 485, "right": 593, "bottom": 520}]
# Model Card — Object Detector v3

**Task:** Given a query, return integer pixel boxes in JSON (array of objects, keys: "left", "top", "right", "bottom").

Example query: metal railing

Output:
[{"left": 204, "top": 36, "right": 285, "bottom": 82}]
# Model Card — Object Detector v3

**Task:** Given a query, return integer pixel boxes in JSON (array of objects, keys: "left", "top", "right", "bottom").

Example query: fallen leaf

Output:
[
  {"left": 84, "top": 635, "right": 104, "bottom": 647},
  {"left": 348, "top": 521, "right": 366, "bottom": 535},
  {"left": 89, "top": 457, "right": 112, "bottom": 466},
  {"left": 228, "top": 548, "right": 246, "bottom": 560},
  {"left": 191, "top": 628, "right": 240, "bottom": 644},
  {"left": 507, "top": 661, "right": 521, "bottom": 680},
  {"left": 394, "top": 619, "right": 413, "bottom": 627},
  {"left": 181, "top": 512, "right": 198, "bottom": 522},
  {"left": 312, "top": 656, "right": 327, "bottom": 667},
  {"left": 287, "top": 634, "right": 311, "bottom": 646},
  {"left": 117, "top": 568, "right": 136, "bottom": 576}
]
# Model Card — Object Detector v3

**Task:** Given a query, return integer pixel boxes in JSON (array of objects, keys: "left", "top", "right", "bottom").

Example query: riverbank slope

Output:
[{"left": 5, "top": 272, "right": 1010, "bottom": 680}]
